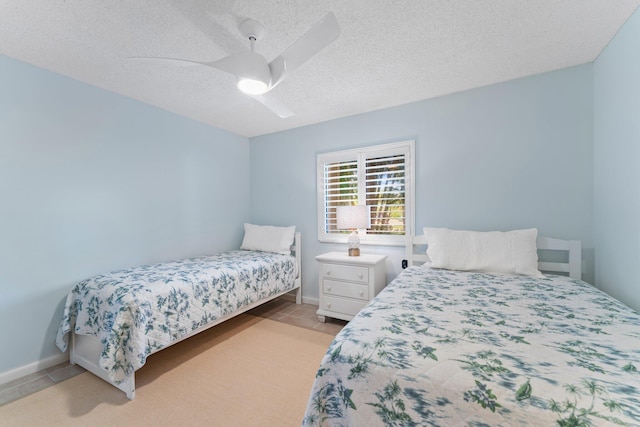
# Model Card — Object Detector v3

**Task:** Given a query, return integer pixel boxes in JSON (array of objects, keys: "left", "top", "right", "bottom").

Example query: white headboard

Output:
[
  {"left": 535, "top": 236, "right": 581, "bottom": 279},
  {"left": 289, "top": 232, "right": 303, "bottom": 303},
  {"left": 406, "top": 235, "right": 582, "bottom": 279},
  {"left": 290, "top": 231, "right": 302, "bottom": 274}
]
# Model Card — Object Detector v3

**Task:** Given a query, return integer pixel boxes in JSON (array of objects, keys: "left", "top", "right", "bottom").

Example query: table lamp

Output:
[{"left": 336, "top": 205, "right": 370, "bottom": 256}]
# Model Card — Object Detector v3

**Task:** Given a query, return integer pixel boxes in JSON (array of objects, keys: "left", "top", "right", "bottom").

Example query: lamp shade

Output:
[{"left": 336, "top": 205, "right": 370, "bottom": 230}]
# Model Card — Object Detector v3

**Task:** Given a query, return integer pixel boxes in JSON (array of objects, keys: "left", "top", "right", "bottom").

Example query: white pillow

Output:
[
  {"left": 423, "top": 227, "right": 542, "bottom": 277},
  {"left": 241, "top": 223, "right": 296, "bottom": 255}
]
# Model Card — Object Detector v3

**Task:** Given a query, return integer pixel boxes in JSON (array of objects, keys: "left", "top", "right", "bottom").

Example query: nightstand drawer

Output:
[
  {"left": 321, "top": 263, "right": 369, "bottom": 283},
  {"left": 323, "top": 280, "right": 369, "bottom": 300},
  {"left": 322, "top": 295, "right": 368, "bottom": 317}
]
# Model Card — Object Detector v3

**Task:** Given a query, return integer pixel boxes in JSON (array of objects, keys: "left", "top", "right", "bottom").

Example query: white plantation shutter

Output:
[
  {"left": 317, "top": 141, "right": 414, "bottom": 245},
  {"left": 365, "top": 153, "right": 406, "bottom": 237},
  {"left": 323, "top": 159, "right": 358, "bottom": 235}
]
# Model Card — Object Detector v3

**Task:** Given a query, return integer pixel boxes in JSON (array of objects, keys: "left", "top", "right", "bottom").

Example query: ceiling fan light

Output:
[{"left": 237, "top": 77, "right": 269, "bottom": 95}]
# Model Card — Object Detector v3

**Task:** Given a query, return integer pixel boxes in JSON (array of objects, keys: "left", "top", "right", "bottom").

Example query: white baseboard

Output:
[
  {"left": 0, "top": 353, "right": 69, "bottom": 385},
  {"left": 279, "top": 291, "right": 318, "bottom": 306},
  {"left": 302, "top": 296, "right": 319, "bottom": 306}
]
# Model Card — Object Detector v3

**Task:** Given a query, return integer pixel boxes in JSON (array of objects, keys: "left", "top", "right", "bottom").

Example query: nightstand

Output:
[{"left": 315, "top": 252, "right": 387, "bottom": 322}]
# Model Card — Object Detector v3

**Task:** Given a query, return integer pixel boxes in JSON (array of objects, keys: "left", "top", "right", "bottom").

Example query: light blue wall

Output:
[
  {"left": 593, "top": 8, "right": 640, "bottom": 311},
  {"left": 1, "top": 31, "right": 616, "bottom": 376},
  {"left": 0, "top": 55, "right": 250, "bottom": 374},
  {"left": 250, "top": 64, "right": 594, "bottom": 301}
]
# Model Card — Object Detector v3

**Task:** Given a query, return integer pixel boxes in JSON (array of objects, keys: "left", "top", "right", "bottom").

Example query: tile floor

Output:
[{"left": 0, "top": 298, "right": 346, "bottom": 407}]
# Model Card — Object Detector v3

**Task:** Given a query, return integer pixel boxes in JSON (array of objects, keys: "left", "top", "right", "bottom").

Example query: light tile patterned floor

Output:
[{"left": 0, "top": 298, "right": 345, "bottom": 406}]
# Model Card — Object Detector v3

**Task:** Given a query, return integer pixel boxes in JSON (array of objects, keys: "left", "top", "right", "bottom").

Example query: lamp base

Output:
[{"left": 348, "top": 247, "right": 360, "bottom": 256}]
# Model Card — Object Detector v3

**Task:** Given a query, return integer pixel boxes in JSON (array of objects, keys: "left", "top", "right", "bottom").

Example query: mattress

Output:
[
  {"left": 303, "top": 266, "right": 640, "bottom": 426},
  {"left": 56, "top": 250, "right": 298, "bottom": 383}
]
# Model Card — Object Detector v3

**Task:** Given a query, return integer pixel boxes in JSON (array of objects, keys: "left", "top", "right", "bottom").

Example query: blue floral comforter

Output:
[
  {"left": 56, "top": 250, "right": 297, "bottom": 384},
  {"left": 303, "top": 266, "right": 640, "bottom": 426}
]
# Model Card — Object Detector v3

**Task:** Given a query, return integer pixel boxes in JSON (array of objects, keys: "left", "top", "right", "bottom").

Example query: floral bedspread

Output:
[
  {"left": 56, "top": 250, "right": 297, "bottom": 384},
  {"left": 303, "top": 266, "right": 640, "bottom": 426}
]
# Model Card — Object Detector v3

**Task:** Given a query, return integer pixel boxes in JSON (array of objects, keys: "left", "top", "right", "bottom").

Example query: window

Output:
[{"left": 317, "top": 140, "right": 415, "bottom": 246}]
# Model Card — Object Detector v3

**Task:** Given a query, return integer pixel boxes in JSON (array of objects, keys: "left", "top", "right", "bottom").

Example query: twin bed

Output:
[
  {"left": 56, "top": 225, "right": 301, "bottom": 400},
  {"left": 56, "top": 224, "right": 640, "bottom": 426},
  {"left": 303, "top": 228, "right": 640, "bottom": 426}
]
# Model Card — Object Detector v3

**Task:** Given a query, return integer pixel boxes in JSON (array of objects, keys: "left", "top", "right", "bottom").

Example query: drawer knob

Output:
[
  {"left": 359, "top": 291, "right": 364, "bottom": 297},
  {"left": 358, "top": 273, "right": 363, "bottom": 279},
  {"left": 327, "top": 302, "right": 332, "bottom": 308},
  {"left": 326, "top": 270, "right": 331, "bottom": 276},
  {"left": 327, "top": 285, "right": 332, "bottom": 291}
]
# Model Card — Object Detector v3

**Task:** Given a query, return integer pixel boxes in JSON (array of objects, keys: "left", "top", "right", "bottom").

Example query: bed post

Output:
[
  {"left": 294, "top": 232, "right": 302, "bottom": 304},
  {"left": 405, "top": 234, "right": 414, "bottom": 266},
  {"left": 568, "top": 239, "right": 581, "bottom": 279},
  {"left": 407, "top": 235, "right": 429, "bottom": 267}
]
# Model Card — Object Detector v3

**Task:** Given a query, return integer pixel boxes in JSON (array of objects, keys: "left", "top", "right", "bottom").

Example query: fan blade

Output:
[
  {"left": 251, "top": 93, "right": 294, "bottom": 118},
  {"left": 129, "top": 53, "right": 270, "bottom": 84},
  {"left": 209, "top": 51, "right": 270, "bottom": 81},
  {"left": 127, "top": 56, "right": 220, "bottom": 67},
  {"left": 269, "top": 12, "right": 340, "bottom": 88}
]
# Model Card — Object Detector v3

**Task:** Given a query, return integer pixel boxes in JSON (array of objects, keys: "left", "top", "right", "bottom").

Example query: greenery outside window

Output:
[{"left": 317, "top": 140, "right": 415, "bottom": 246}]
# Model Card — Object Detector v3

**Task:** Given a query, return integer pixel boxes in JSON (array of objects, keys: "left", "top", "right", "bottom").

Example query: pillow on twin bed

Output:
[
  {"left": 422, "top": 227, "right": 542, "bottom": 277},
  {"left": 241, "top": 223, "right": 296, "bottom": 255}
]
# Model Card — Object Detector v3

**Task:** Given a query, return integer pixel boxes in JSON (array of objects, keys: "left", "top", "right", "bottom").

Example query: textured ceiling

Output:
[{"left": 1, "top": 1, "right": 639, "bottom": 137}]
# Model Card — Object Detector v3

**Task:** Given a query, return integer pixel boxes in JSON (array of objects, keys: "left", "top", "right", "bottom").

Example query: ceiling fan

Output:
[{"left": 130, "top": 12, "right": 340, "bottom": 118}]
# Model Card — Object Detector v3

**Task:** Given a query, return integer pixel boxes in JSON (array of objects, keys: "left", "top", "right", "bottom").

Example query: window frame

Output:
[{"left": 317, "top": 140, "right": 415, "bottom": 246}]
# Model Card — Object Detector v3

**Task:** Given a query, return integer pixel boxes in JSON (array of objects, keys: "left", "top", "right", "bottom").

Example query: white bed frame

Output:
[
  {"left": 406, "top": 234, "right": 582, "bottom": 279},
  {"left": 70, "top": 232, "right": 303, "bottom": 400}
]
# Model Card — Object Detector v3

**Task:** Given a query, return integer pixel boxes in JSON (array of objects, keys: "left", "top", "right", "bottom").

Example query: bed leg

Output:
[
  {"left": 295, "top": 287, "right": 302, "bottom": 304},
  {"left": 121, "top": 375, "right": 136, "bottom": 400},
  {"left": 69, "top": 331, "right": 77, "bottom": 365}
]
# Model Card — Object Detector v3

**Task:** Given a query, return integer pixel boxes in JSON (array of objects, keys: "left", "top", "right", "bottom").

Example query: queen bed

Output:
[
  {"left": 303, "top": 228, "right": 640, "bottom": 426},
  {"left": 56, "top": 224, "right": 301, "bottom": 400}
]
